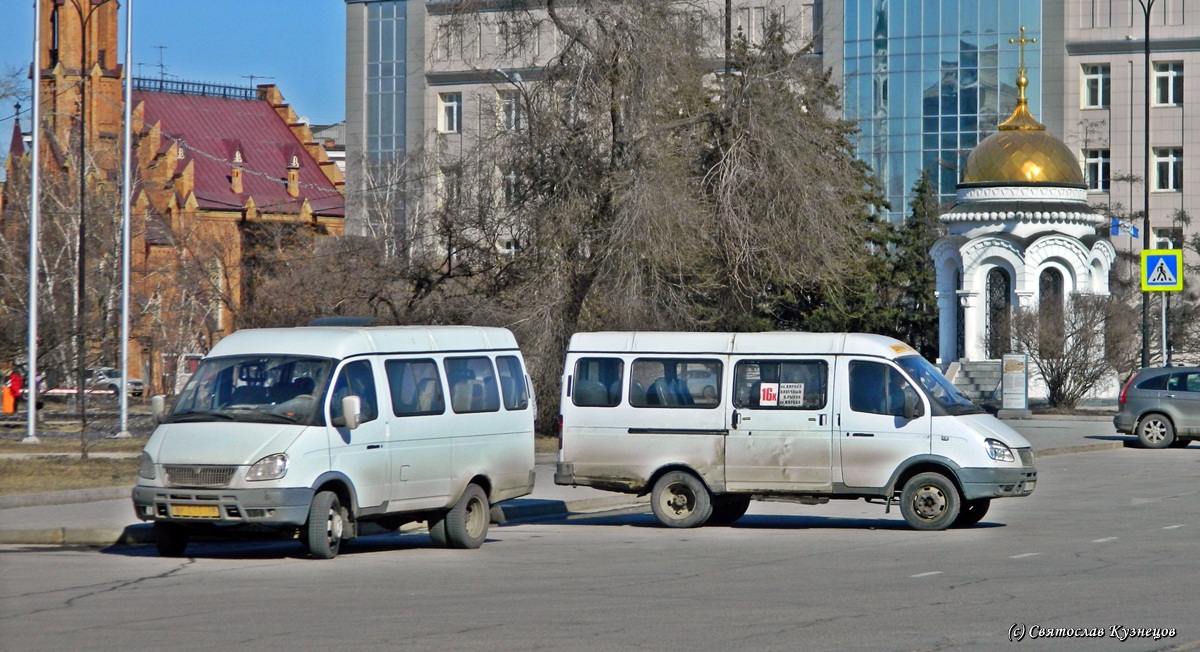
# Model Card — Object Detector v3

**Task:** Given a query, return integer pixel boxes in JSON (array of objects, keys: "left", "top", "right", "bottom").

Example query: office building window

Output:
[
  {"left": 498, "top": 90, "right": 522, "bottom": 131},
  {"left": 1153, "top": 148, "right": 1183, "bottom": 191},
  {"left": 439, "top": 166, "right": 462, "bottom": 207},
  {"left": 439, "top": 93, "right": 462, "bottom": 134},
  {"left": 1082, "top": 64, "right": 1110, "bottom": 108},
  {"left": 1154, "top": 62, "right": 1183, "bottom": 106},
  {"left": 1155, "top": 227, "right": 1183, "bottom": 249},
  {"left": 1083, "top": 149, "right": 1110, "bottom": 192}
]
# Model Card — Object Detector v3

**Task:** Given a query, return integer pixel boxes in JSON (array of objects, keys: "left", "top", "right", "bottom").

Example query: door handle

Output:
[
  {"left": 850, "top": 432, "right": 875, "bottom": 437},
  {"left": 731, "top": 410, "right": 740, "bottom": 429},
  {"left": 367, "top": 444, "right": 382, "bottom": 449}
]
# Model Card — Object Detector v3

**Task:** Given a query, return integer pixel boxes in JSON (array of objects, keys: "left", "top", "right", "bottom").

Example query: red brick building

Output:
[{"left": 2, "top": 0, "right": 345, "bottom": 394}]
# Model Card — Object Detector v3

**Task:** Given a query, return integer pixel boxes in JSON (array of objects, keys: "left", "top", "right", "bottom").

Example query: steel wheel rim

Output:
[
  {"left": 659, "top": 483, "right": 695, "bottom": 518},
  {"left": 911, "top": 485, "right": 947, "bottom": 521},
  {"left": 327, "top": 506, "right": 343, "bottom": 542},
  {"left": 465, "top": 496, "right": 487, "bottom": 538}
]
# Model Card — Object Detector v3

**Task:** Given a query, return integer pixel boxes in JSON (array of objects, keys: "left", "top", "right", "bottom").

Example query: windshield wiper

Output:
[{"left": 169, "top": 411, "right": 234, "bottom": 423}]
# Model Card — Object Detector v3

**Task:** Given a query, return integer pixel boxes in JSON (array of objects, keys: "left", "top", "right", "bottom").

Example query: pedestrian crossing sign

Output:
[{"left": 1141, "top": 249, "right": 1183, "bottom": 292}]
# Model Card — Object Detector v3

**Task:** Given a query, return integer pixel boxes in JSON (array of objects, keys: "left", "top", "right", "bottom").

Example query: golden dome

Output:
[{"left": 961, "top": 28, "right": 1085, "bottom": 186}]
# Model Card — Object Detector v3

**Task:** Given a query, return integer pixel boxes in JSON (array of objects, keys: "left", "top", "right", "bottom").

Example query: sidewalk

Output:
[{"left": 0, "top": 415, "right": 1125, "bottom": 547}]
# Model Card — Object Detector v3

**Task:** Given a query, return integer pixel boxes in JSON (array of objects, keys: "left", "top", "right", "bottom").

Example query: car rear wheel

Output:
[
  {"left": 1136, "top": 415, "right": 1175, "bottom": 449},
  {"left": 651, "top": 471, "right": 713, "bottom": 528}
]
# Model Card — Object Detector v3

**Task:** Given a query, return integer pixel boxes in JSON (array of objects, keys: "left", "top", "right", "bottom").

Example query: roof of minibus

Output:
[
  {"left": 206, "top": 326, "right": 520, "bottom": 360},
  {"left": 567, "top": 331, "right": 918, "bottom": 359}
]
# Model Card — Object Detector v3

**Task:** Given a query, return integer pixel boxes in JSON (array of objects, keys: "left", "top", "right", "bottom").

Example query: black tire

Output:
[
  {"left": 708, "top": 496, "right": 751, "bottom": 526},
  {"left": 154, "top": 521, "right": 189, "bottom": 557},
  {"left": 444, "top": 484, "right": 489, "bottom": 549},
  {"left": 650, "top": 471, "right": 713, "bottom": 528},
  {"left": 428, "top": 516, "right": 449, "bottom": 548},
  {"left": 899, "top": 472, "right": 960, "bottom": 531},
  {"left": 952, "top": 498, "right": 991, "bottom": 528},
  {"left": 306, "top": 491, "right": 345, "bottom": 559},
  {"left": 1136, "top": 414, "right": 1175, "bottom": 449}
]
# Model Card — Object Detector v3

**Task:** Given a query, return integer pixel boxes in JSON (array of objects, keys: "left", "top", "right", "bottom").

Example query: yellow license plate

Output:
[{"left": 171, "top": 504, "right": 220, "bottom": 518}]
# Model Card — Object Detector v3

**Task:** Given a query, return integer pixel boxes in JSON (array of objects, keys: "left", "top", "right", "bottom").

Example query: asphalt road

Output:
[{"left": 3, "top": 446, "right": 1199, "bottom": 652}]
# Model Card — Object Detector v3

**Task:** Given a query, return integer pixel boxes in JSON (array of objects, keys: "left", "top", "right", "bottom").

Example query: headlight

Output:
[
  {"left": 246, "top": 453, "right": 288, "bottom": 481},
  {"left": 985, "top": 438, "right": 1015, "bottom": 462},
  {"left": 137, "top": 452, "right": 156, "bottom": 480}
]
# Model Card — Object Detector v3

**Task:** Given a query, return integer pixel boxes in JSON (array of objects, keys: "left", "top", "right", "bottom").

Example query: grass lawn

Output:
[{"left": 0, "top": 457, "right": 138, "bottom": 496}]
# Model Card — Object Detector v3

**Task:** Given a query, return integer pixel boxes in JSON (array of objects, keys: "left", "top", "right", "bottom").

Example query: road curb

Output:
[
  {"left": 1035, "top": 441, "right": 1126, "bottom": 457},
  {"left": 0, "top": 486, "right": 132, "bottom": 509}
]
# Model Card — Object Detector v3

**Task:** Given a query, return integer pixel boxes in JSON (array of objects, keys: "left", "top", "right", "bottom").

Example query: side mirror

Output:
[
  {"left": 903, "top": 390, "right": 924, "bottom": 420},
  {"left": 340, "top": 395, "right": 361, "bottom": 430},
  {"left": 150, "top": 395, "right": 166, "bottom": 423}
]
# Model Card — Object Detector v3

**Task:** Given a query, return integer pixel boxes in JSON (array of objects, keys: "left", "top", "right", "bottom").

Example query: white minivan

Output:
[
  {"left": 555, "top": 332, "right": 1037, "bottom": 531},
  {"left": 133, "top": 325, "right": 536, "bottom": 558}
]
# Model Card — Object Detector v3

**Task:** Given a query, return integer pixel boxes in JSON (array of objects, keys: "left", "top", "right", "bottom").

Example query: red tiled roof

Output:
[{"left": 133, "top": 91, "right": 343, "bottom": 218}]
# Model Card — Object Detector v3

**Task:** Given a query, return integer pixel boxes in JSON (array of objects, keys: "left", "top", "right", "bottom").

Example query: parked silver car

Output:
[{"left": 1114, "top": 366, "right": 1200, "bottom": 448}]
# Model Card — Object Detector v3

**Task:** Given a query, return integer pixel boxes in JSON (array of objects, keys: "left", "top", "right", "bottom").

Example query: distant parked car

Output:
[
  {"left": 87, "top": 367, "right": 145, "bottom": 397},
  {"left": 684, "top": 368, "right": 719, "bottom": 402},
  {"left": 1114, "top": 366, "right": 1200, "bottom": 448}
]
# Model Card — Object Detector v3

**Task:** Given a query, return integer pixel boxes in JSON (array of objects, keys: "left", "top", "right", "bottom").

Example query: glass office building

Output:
[{"left": 839, "top": 0, "right": 1044, "bottom": 219}]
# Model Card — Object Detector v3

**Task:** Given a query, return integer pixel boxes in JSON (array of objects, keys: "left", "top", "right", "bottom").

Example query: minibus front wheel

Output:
[
  {"left": 651, "top": 471, "right": 713, "bottom": 528},
  {"left": 899, "top": 472, "right": 960, "bottom": 531}
]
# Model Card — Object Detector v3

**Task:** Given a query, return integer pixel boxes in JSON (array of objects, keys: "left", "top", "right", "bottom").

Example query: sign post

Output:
[
  {"left": 999, "top": 354, "right": 1031, "bottom": 419},
  {"left": 1141, "top": 250, "right": 1184, "bottom": 365}
]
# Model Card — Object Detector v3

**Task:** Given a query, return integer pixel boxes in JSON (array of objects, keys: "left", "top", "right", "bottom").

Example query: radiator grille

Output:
[{"left": 164, "top": 465, "right": 238, "bottom": 488}]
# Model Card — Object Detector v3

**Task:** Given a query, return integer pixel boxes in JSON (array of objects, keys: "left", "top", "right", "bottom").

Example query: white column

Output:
[
  {"left": 936, "top": 291, "right": 958, "bottom": 364},
  {"left": 959, "top": 292, "right": 981, "bottom": 361}
]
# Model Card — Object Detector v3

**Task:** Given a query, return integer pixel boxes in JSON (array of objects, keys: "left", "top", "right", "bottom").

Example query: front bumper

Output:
[
  {"left": 132, "top": 485, "right": 314, "bottom": 527},
  {"left": 957, "top": 466, "right": 1038, "bottom": 501}
]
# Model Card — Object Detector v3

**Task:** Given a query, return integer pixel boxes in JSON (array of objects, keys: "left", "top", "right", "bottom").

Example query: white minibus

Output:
[
  {"left": 133, "top": 325, "right": 536, "bottom": 558},
  {"left": 555, "top": 332, "right": 1036, "bottom": 530}
]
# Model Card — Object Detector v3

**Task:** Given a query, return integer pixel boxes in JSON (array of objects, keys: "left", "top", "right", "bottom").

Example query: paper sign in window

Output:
[{"left": 778, "top": 382, "right": 805, "bottom": 407}]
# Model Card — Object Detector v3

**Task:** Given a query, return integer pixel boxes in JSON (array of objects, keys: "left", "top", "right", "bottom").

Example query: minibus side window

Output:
[
  {"left": 385, "top": 359, "right": 445, "bottom": 416},
  {"left": 573, "top": 358, "right": 623, "bottom": 407},
  {"left": 496, "top": 356, "right": 530, "bottom": 410},
  {"left": 330, "top": 360, "right": 379, "bottom": 424},
  {"left": 848, "top": 360, "right": 915, "bottom": 417},
  {"left": 733, "top": 360, "right": 827, "bottom": 409},
  {"left": 629, "top": 358, "right": 722, "bottom": 408},
  {"left": 445, "top": 357, "right": 501, "bottom": 413}
]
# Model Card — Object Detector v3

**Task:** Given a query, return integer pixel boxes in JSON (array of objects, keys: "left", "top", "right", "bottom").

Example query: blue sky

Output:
[{"left": 1, "top": 0, "right": 346, "bottom": 162}]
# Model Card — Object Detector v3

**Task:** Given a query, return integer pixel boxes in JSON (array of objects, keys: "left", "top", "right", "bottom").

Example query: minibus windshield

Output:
[
  {"left": 167, "top": 355, "right": 334, "bottom": 425},
  {"left": 896, "top": 355, "right": 983, "bottom": 416}
]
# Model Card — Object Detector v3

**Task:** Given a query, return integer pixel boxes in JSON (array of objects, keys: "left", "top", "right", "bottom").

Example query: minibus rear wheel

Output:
[
  {"left": 708, "top": 496, "right": 751, "bottom": 525},
  {"left": 427, "top": 516, "right": 449, "bottom": 547},
  {"left": 899, "top": 472, "right": 960, "bottom": 531},
  {"left": 445, "top": 484, "right": 489, "bottom": 549},
  {"left": 651, "top": 471, "right": 713, "bottom": 528}
]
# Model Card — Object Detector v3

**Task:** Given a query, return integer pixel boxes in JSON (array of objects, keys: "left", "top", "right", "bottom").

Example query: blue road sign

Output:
[{"left": 1141, "top": 250, "right": 1183, "bottom": 292}]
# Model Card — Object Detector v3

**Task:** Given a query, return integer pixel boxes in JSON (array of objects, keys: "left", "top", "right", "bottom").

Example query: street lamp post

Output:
[
  {"left": 69, "top": 0, "right": 114, "bottom": 442},
  {"left": 1137, "top": 0, "right": 1156, "bottom": 369}
]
